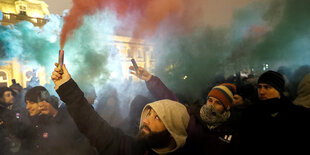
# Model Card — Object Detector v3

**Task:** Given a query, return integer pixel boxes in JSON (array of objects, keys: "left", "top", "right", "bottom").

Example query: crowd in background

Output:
[{"left": 1, "top": 64, "right": 310, "bottom": 154}]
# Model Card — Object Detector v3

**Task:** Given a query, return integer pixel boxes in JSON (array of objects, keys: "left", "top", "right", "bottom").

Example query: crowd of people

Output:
[{"left": 1, "top": 62, "right": 310, "bottom": 155}]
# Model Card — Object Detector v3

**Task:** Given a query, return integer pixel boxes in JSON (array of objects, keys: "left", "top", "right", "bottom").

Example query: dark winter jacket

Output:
[
  {"left": 28, "top": 107, "right": 95, "bottom": 155},
  {"left": 56, "top": 79, "right": 188, "bottom": 155},
  {"left": 0, "top": 102, "right": 31, "bottom": 155},
  {"left": 183, "top": 105, "right": 240, "bottom": 155},
  {"left": 239, "top": 97, "right": 310, "bottom": 154}
]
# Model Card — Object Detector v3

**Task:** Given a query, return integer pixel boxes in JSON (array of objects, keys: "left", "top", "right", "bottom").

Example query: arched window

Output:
[{"left": 0, "top": 70, "right": 8, "bottom": 87}]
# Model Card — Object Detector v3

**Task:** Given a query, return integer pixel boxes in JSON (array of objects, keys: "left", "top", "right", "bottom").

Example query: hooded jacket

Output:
[
  {"left": 57, "top": 79, "right": 190, "bottom": 155},
  {"left": 294, "top": 74, "right": 310, "bottom": 109},
  {"left": 140, "top": 100, "right": 190, "bottom": 154}
]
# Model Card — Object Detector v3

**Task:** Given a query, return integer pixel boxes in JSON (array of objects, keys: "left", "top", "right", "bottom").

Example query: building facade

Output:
[{"left": 0, "top": 0, "right": 49, "bottom": 27}]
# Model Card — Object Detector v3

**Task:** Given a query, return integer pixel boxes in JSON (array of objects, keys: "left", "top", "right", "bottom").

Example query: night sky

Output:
[{"left": 44, "top": 0, "right": 72, "bottom": 15}]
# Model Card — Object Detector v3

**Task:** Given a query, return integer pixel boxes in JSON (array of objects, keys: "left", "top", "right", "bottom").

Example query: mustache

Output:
[{"left": 140, "top": 124, "right": 151, "bottom": 133}]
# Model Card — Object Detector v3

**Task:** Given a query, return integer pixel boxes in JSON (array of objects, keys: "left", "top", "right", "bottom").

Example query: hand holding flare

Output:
[
  {"left": 129, "top": 65, "right": 152, "bottom": 82},
  {"left": 52, "top": 63, "right": 71, "bottom": 90}
]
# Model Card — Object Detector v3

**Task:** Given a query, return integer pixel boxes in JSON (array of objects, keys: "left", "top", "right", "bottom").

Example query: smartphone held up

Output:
[{"left": 131, "top": 58, "right": 139, "bottom": 75}]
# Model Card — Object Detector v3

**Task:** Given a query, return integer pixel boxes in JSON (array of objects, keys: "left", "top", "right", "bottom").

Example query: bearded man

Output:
[
  {"left": 52, "top": 63, "right": 190, "bottom": 155},
  {"left": 129, "top": 66, "right": 241, "bottom": 155}
]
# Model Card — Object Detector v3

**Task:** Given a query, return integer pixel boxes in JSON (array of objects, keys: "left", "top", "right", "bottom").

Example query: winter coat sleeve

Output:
[
  {"left": 56, "top": 79, "right": 139, "bottom": 155},
  {"left": 146, "top": 76, "right": 179, "bottom": 102}
]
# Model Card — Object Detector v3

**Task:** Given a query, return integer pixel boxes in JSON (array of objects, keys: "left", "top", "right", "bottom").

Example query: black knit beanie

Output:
[{"left": 258, "top": 70, "right": 285, "bottom": 93}]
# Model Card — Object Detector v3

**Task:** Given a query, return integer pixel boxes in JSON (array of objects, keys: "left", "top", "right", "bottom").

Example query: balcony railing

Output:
[{"left": 0, "top": 12, "right": 48, "bottom": 27}]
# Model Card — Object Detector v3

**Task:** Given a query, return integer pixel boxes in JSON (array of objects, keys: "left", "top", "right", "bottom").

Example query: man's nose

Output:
[{"left": 143, "top": 116, "right": 150, "bottom": 125}]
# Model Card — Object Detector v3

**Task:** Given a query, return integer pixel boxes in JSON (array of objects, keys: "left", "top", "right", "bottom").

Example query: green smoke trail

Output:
[{"left": 62, "top": 10, "right": 120, "bottom": 86}]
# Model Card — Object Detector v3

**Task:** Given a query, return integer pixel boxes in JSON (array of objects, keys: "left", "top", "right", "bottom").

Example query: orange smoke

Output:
[
  {"left": 60, "top": 0, "right": 212, "bottom": 49},
  {"left": 132, "top": 0, "right": 183, "bottom": 38},
  {"left": 60, "top": 0, "right": 129, "bottom": 49}
]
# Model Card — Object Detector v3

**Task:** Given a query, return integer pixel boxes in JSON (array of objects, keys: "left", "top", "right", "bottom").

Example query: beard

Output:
[
  {"left": 137, "top": 124, "right": 173, "bottom": 149},
  {"left": 199, "top": 104, "right": 230, "bottom": 129}
]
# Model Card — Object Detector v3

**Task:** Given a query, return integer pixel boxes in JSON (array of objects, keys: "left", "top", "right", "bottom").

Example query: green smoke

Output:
[
  {"left": 0, "top": 10, "right": 120, "bottom": 88},
  {"left": 250, "top": 0, "right": 310, "bottom": 68},
  {"left": 0, "top": 18, "right": 59, "bottom": 67},
  {"left": 154, "top": 27, "right": 232, "bottom": 102},
  {"left": 62, "top": 10, "right": 120, "bottom": 86},
  {"left": 152, "top": 2, "right": 267, "bottom": 102},
  {"left": 152, "top": 0, "right": 303, "bottom": 102}
]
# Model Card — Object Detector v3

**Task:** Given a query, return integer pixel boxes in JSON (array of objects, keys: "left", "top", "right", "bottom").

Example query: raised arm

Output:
[
  {"left": 52, "top": 63, "right": 135, "bottom": 154},
  {"left": 129, "top": 66, "right": 179, "bottom": 101}
]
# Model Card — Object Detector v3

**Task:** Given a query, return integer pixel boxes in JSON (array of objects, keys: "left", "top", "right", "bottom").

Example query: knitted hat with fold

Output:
[
  {"left": 207, "top": 83, "right": 237, "bottom": 109},
  {"left": 258, "top": 70, "right": 285, "bottom": 93}
]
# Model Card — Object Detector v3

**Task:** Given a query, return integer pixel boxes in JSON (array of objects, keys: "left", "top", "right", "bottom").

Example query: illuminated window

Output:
[
  {"left": 31, "top": 18, "right": 37, "bottom": 23},
  {"left": 20, "top": 11, "right": 27, "bottom": 15},
  {"left": 0, "top": 70, "right": 8, "bottom": 87},
  {"left": 4, "top": 14, "right": 10, "bottom": 20}
]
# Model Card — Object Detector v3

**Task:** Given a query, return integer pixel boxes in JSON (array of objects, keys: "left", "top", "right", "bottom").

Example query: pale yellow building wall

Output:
[
  {"left": 11, "top": 58, "right": 23, "bottom": 86},
  {"left": 25, "top": 0, "right": 50, "bottom": 18},
  {"left": 0, "top": 0, "right": 49, "bottom": 18},
  {"left": 0, "top": 0, "right": 17, "bottom": 14}
]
